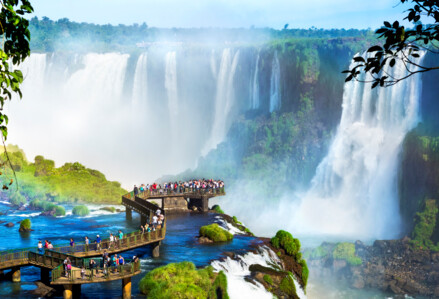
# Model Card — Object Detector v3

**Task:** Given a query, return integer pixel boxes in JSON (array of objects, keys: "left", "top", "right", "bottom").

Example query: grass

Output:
[
  {"left": 199, "top": 223, "right": 233, "bottom": 242},
  {"left": 139, "top": 261, "right": 228, "bottom": 299},
  {"left": 72, "top": 205, "right": 90, "bottom": 216}
]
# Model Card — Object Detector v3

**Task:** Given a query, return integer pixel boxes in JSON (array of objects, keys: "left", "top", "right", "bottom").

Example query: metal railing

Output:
[
  {"left": 136, "top": 186, "right": 225, "bottom": 198},
  {"left": 51, "top": 259, "right": 141, "bottom": 283}
]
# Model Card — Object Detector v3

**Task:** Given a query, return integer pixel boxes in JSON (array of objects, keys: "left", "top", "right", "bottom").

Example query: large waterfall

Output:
[
  {"left": 269, "top": 51, "right": 281, "bottom": 112},
  {"left": 290, "top": 54, "right": 425, "bottom": 240},
  {"left": 6, "top": 49, "right": 248, "bottom": 186}
]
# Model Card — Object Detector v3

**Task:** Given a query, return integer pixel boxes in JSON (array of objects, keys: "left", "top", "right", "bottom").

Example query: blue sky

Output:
[{"left": 31, "top": 0, "right": 406, "bottom": 29}]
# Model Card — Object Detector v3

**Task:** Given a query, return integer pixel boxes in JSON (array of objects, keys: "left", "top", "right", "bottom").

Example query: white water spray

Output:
[
  {"left": 132, "top": 53, "right": 148, "bottom": 106},
  {"left": 290, "top": 53, "right": 425, "bottom": 239},
  {"left": 165, "top": 51, "right": 178, "bottom": 117}
]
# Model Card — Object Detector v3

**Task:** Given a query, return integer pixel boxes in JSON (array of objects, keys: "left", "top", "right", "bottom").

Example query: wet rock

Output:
[
  {"left": 198, "top": 236, "right": 213, "bottom": 244},
  {"left": 40, "top": 210, "right": 55, "bottom": 216},
  {"left": 5, "top": 222, "right": 14, "bottom": 227},
  {"left": 89, "top": 225, "right": 110, "bottom": 229},
  {"left": 31, "top": 281, "right": 55, "bottom": 297},
  {"left": 222, "top": 252, "right": 235, "bottom": 259},
  {"left": 17, "top": 206, "right": 26, "bottom": 211}
]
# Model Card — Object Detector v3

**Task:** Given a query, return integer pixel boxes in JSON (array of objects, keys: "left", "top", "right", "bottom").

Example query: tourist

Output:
[
  {"left": 89, "top": 259, "right": 96, "bottom": 277},
  {"left": 64, "top": 257, "right": 70, "bottom": 277},
  {"left": 112, "top": 255, "right": 118, "bottom": 273},
  {"left": 118, "top": 230, "right": 123, "bottom": 241},
  {"left": 48, "top": 241, "right": 53, "bottom": 249},
  {"left": 134, "top": 185, "right": 139, "bottom": 196},
  {"left": 118, "top": 255, "right": 124, "bottom": 266},
  {"left": 44, "top": 240, "right": 49, "bottom": 249},
  {"left": 69, "top": 238, "right": 75, "bottom": 253},
  {"left": 37, "top": 240, "right": 44, "bottom": 254},
  {"left": 102, "top": 250, "right": 108, "bottom": 270},
  {"left": 81, "top": 266, "right": 86, "bottom": 279},
  {"left": 140, "top": 225, "right": 144, "bottom": 234},
  {"left": 152, "top": 213, "right": 158, "bottom": 229},
  {"left": 85, "top": 236, "right": 89, "bottom": 252},
  {"left": 109, "top": 233, "right": 114, "bottom": 249},
  {"left": 66, "top": 261, "right": 72, "bottom": 278},
  {"left": 146, "top": 224, "right": 152, "bottom": 232},
  {"left": 96, "top": 234, "right": 102, "bottom": 251}
]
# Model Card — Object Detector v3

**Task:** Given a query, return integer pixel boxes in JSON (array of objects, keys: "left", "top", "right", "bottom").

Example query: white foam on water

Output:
[{"left": 211, "top": 246, "right": 306, "bottom": 299}]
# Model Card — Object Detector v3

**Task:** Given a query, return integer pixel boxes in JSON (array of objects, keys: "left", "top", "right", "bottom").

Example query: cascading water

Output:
[
  {"left": 251, "top": 52, "right": 260, "bottom": 109},
  {"left": 202, "top": 48, "right": 240, "bottom": 155},
  {"left": 290, "top": 53, "right": 425, "bottom": 240},
  {"left": 211, "top": 246, "right": 306, "bottom": 299},
  {"left": 132, "top": 53, "right": 148, "bottom": 106},
  {"left": 165, "top": 51, "right": 178, "bottom": 117},
  {"left": 269, "top": 51, "right": 281, "bottom": 112}
]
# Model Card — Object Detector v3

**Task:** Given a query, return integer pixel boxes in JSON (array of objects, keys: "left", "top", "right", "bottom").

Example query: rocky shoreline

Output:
[{"left": 306, "top": 238, "right": 439, "bottom": 297}]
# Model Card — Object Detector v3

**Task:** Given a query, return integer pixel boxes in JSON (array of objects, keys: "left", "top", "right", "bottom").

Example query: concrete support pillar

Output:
[
  {"left": 73, "top": 284, "right": 81, "bottom": 298},
  {"left": 63, "top": 284, "right": 72, "bottom": 299},
  {"left": 41, "top": 268, "right": 50, "bottom": 284},
  {"left": 11, "top": 267, "right": 20, "bottom": 282},
  {"left": 140, "top": 214, "right": 147, "bottom": 226},
  {"left": 122, "top": 277, "right": 132, "bottom": 299},
  {"left": 152, "top": 241, "right": 160, "bottom": 258},
  {"left": 126, "top": 208, "right": 132, "bottom": 220},
  {"left": 201, "top": 195, "right": 209, "bottom": 212}
]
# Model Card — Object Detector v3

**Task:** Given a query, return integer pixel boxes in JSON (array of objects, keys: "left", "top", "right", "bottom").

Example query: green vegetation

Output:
[
  {"left": 271, "top": 230, "right": 309, "bottom": 287},
  {"left": 199, "top": 223, "right": 233, "bottom": 242},
  {"left": 411, "top": 199, "right": 439, "bottom": 251},
  {"left": 309, "top": 245, "right": 329, "bottom": 259},
  {"left": 332, "top": 242, "right": 362, "bottom": 266},
  {"left": 53, "top": 205, "right": 66, "bottom": 217},
  {"left": 263, "top": 274, "right": 273, "bottom": 286},
  {"left": 72, "top": 205, "right": 90, "bottom": 216},
  {"left": 207, "top": 271, "right": 229, "bottom": 299},
  {"left": 279, "top": 274, "right": 297, "bottom": 297},
  {"left": 211, "top": 205, "right": 224, "bottom": 214},
  {"left": 29, "top": 198, "right": 65, "bottom": 217},
  {"left": 9, "top": 191, "right": 26, "bottom": 206},
  {"left": 1, "top": 145, "right": 126, "bottom": 205},
  {"left": 271, "top": 230, "right": 301, "bottom": 258},
  {"left": 19, "top": 218, "right": 31, "bottom": 230},
  {"left": 138, "top": 261, "right": 228, "bottom": 299},
  {"left": 100, "top": 206, "right": 116, "bottom": 213}
]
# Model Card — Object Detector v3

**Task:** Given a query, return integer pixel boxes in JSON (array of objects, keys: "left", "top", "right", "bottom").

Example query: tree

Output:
[
  {"left": 0, "top": 0, "right": 33, "bottom": 189},
  {"left": 344, "top": 0, "right": 439, "bottom": 88}
]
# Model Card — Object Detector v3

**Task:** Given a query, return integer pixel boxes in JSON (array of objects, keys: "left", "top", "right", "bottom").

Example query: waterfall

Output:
[
  {"left": 251, "top": 52, "right": 260, "bottom": 109},
  {"left": 202, "top": 48, "right": 240, "bottom": 155},
  {"left": 132, "top": 53, "right": 148, "bottom": 106},
  {"left": 269, "top": 51, "right": 281, "bottom": 112},
  {"left": 290, "top": 53, "right": 425, "bottom": 240},
  {"left": 211, "top": 246, "right": 306, "bottom": 299},
  {"left": 165, "top": 51, "right": 178, "bottom": 117}
]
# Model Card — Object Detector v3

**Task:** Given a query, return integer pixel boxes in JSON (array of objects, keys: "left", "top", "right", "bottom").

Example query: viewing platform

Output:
[{"left": 122, "top": 187, "right": 225, "bottom": 216}]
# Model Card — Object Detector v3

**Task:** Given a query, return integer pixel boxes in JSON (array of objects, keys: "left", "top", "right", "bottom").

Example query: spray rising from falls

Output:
[
  {"left": 132, "top": 53, "right": 148, "bottom": 106},
  {"left": 290, "top": 53, "right": 425, "bottom": 240}
]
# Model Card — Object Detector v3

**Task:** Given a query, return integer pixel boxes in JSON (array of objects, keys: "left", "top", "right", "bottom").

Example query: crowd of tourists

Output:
[
  {"left": 133, "top": 179, "right": 225, "bottom": 196},
  {"left": 140, "top": 209, "right": 165, "bottom": 233}
]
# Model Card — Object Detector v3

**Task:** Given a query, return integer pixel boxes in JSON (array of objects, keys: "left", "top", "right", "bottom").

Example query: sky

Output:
[{"left": 31, "top": 0, "right": 407, "bottom": 29}]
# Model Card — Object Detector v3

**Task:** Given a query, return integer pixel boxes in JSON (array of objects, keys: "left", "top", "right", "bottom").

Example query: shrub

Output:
[
  {"left": 100, "top": 206, "right": 116, "bottom": 213},
  {"left": 9, "top": 192, "right": 26, "bottom": 206},
  {"left": 211, "top": 205, "right": 224, "bottom": 214},
  {"left": 332, "top": 242, "right": 362, "bottom": 266},
  {"left": 271, "top": 230, "right": 301, "bottom": 257},
  {"left": 20, "top": 218, "right": 31, "bottom": 230},
  {"left": 199, "top": 223, "right": 233, "bottom": 242},
  {"left": 279, "top": 274, "right": 297, "bottom": 297},
  {"left": 310, "top": 245, "right": 329, "bottom": 259},
  {"left": 72, "top": 205, "right": 90, "bottom": 216},
  {"left": 54, "top": 205, "right": 66, "bottom": 216},
  {"left": 263, "top": 274, "right": 273, "bottom": 285},
  {"left": 411, "top": 199, "right": 439, "bottom": 251}
]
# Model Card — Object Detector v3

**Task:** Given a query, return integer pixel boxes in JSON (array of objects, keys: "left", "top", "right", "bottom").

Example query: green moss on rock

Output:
[
  {"left": 279, "top": 274, "right": 297, "bottom": 297},
  {"left": 19, "top": 218, "right": 31, "bottom": 232},
  {"left": 263, "top": 274, "right": 273, "bottom": 286},
  {"left": 200, "top": 223, "right": 233, "bottom": 242},
  {"left": 271, "top": 230, "right": 301, "bottom": 257},
  {"left": 332, "top": 242, "right": 362, "bottom": 266},
  {"left": 411, "top": 199, "right": 439, "bottom": 251},
  {"left": 139, "top": 261, "right": 228, "bottom": 299},
  {"left": 212, "top": 205, "right": 224, "bottom": 214},
  {"left": 72, "top": 205, "right": 90, "bottom": 216},
  {"left": 208, "top": 271, "right": 229, "bottom": 299},
  {"left": 100, "top": 206, "right": 116, "bottom": 213}
]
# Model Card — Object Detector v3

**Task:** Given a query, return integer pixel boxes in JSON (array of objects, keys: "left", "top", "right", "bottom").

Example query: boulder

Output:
[
  {"left": 198, "top": 236, "right": 213, "bottom": 244},
  {"left": 5, "top": 222, "right": 14, "bottom": 227},
  {"left": 40, "top": 210, "right": 55, "bottom": 216}
]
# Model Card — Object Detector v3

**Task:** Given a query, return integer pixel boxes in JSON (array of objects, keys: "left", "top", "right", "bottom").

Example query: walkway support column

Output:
[
  {"left": 63, "top": 284, "right": 72, "bottom": 299},
  {"left": 122, "top": 277, "right": 132, "bottom": 299},
  {"left": 152, "top": 241, "right": 160, "bottom": 258},
  {"left": 41, "top": 268, "right": 50, "bottom": 284},
  {"left": 201, "top": 195, "right": 209, "bottom": 212},
  {"left": 11, "top": 267, "right": 20, "bottom": 282},
  {"left": 126, "top": 208, "right": 132, "bottom": 220}
]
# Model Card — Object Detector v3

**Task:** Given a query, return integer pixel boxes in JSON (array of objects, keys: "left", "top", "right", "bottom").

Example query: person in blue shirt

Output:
[{"left": 96, "top": 234, "right": 102, "bottom": 251}]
